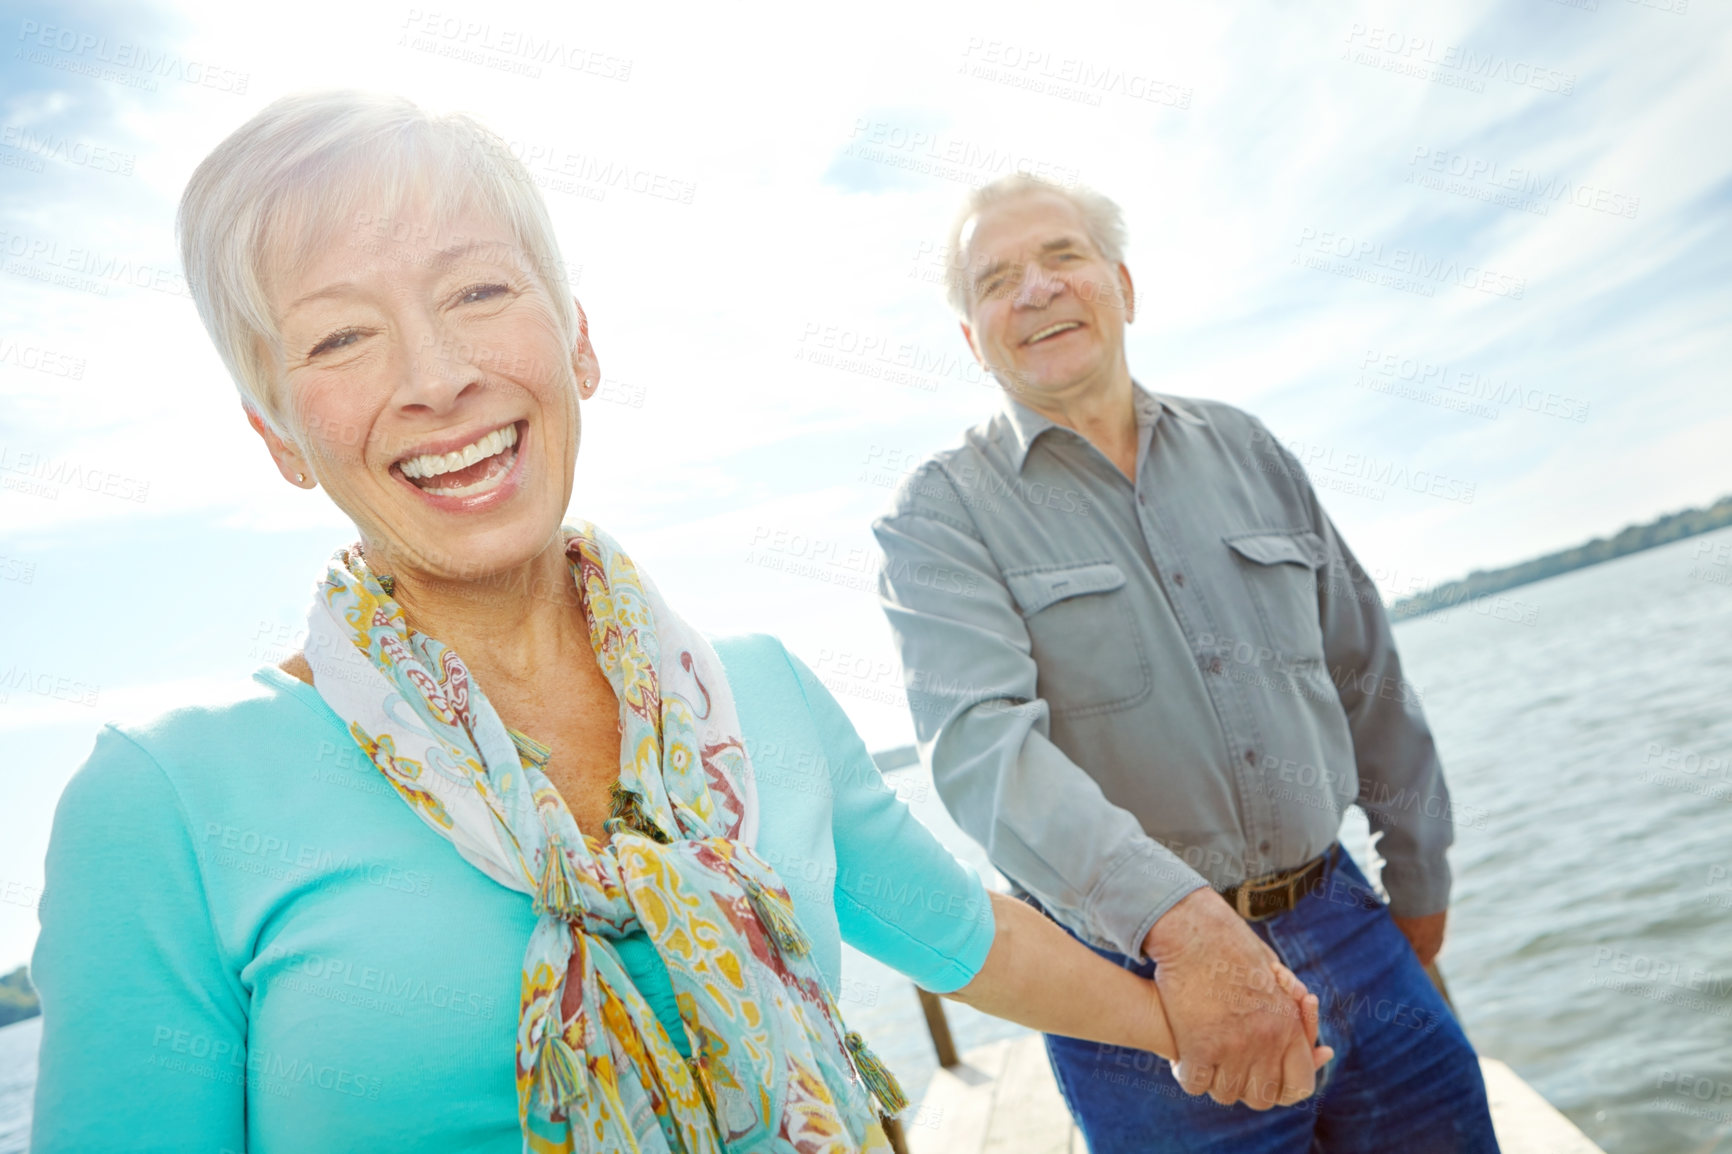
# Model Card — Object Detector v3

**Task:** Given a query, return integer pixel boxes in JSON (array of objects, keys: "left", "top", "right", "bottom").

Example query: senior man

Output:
[{"left": 871, "top": 174, "right": 1498, "bottom": 1152}]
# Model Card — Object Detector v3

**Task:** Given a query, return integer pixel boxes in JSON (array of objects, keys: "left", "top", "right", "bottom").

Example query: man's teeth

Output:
[
  {"left": 398, "top": 424, "right": 518, "bottom": 479},
  {"left": 1028, "top": 322, "right": 1081, "bottom": 344}
]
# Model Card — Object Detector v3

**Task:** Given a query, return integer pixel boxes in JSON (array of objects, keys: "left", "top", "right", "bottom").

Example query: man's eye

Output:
[{"left": 309, "top": 329, "right": 361, "bottom": 358}]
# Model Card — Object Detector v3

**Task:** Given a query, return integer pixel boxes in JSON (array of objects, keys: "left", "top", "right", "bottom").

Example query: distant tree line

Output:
[
  {"left": 1391, "top": 494, "right": 1732, "bottom": 621},
  {"left": 0, "top": 965, "right": 38, "bottom": 1028}
]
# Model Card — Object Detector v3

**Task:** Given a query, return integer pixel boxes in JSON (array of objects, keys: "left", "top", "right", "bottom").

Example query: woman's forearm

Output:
[{"left": 945, "top": 892, "right": 1176, "bottom": 1058}]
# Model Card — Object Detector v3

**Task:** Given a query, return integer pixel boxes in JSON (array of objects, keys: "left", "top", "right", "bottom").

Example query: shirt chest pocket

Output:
[
  {"left": 1224, "top": 531, "right": 1327, "bottom": 662},
  {"left": 1005, "top": 561, "right": 1152, "bottom": 718}
]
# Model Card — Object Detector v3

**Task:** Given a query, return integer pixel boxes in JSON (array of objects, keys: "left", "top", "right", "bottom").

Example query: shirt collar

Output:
[{"left": 994, "top": 380, "right": 1205, "bottom": 471}]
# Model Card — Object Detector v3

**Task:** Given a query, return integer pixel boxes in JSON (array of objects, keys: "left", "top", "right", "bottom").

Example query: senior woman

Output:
[{"left": 29, "top": 91, "right": 1329, "bottom": 1154}]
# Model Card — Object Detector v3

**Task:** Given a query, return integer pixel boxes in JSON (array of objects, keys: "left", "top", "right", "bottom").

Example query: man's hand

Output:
[
  {"left": 1143, "top": 887, "right": 1332, "bottom": 1110},
  {"left": 1391, "top": 910, "right": 1447, "bottom": 967}
]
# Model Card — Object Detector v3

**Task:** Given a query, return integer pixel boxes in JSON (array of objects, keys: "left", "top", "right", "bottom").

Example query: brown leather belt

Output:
[{"left": 1220, "top": 843, "right": 1339, "bottom": 921}]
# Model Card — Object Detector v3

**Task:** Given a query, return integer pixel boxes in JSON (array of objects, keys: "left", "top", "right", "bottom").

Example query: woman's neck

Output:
[{"left": 384, "top": 536, "right": 593, "bottom": 690}]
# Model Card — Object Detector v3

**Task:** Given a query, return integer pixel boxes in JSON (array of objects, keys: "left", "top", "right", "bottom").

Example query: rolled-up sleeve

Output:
[
  {"left": 1267, "top": 432, "right": 1455, "bottom": 917},
  {"left": 872, "top": 468, "right": 1208, "bottom": 960}
]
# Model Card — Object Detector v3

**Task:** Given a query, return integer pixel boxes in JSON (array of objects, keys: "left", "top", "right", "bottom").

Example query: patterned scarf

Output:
[{"left": 303, "top": 522, "right": 903, "bottom": 1153}]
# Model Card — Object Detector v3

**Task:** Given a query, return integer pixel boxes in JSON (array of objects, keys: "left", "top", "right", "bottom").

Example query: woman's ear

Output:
[
  {"left": 245, "top": 405, "right": 315, "bottom": 487},
  {"left": 572, "top": 296, "right": 600, "bottom": 399}
]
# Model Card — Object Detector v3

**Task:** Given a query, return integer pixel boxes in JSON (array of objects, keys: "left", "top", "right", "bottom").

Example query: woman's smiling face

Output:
[{"left": 261, "top": 198, "right": 597, "bottom": 583}]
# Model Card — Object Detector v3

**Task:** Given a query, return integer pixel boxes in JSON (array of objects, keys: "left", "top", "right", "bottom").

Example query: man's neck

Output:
[{"left": 1005, "top": 366, "right": 1140, "bottom": 480}]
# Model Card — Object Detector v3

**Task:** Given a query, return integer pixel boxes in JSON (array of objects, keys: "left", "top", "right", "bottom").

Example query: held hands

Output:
[{"left": 1143, "top": 887, "right": 1335, "bottom": 1111}]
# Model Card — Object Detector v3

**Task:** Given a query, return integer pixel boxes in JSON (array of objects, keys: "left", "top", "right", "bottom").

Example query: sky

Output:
[{"left": 1, "top": 0, "right": 1728, "bottom": 972}]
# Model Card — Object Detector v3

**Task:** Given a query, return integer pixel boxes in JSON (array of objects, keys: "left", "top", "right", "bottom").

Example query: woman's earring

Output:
[{"left": 296, "top": 472, "right": 307, "bottom": 484}]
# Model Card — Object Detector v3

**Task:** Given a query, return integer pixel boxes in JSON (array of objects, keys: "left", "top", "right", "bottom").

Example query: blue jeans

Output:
[{"left": 1041, "top": 852, "right": 1500, "bottom": 1153}]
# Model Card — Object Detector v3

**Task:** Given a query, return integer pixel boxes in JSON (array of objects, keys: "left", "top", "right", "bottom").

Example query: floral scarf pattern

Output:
[{"left": 303, "top": 522, "right": 900, "bottom": 1152}]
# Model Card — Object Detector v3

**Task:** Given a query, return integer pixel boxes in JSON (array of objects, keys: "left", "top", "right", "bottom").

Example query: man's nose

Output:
[{"left": 1014, "top": 264, "right": 1064, "bottom": 309}]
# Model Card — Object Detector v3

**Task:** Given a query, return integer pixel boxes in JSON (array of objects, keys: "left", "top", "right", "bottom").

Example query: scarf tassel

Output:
[
  {"left": 844, "top": 1030, "right": 908, "bottom": 1115},
  {"left": 534, "top": 837, "right": 583, "bottom": 921},
  {"left": 535, "top": 1022, "right": 587, "bottom": 1110},
  {"left": 744, "top": 877, "right": 810, "bottom": 957}
]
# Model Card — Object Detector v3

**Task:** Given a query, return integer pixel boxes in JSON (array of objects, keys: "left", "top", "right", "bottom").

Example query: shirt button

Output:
[
  {"left": 1259, "top": 840, "right": 1272, "bottom": 854},
  {"left": 1244, "top": 749, "right": 1256, "bottom": 765},
  {"left": 1209, "top": 657, "right": 1223, "bottom": 674},
  {"left": 1173, "top": 572, "right": 1185, "bottom": 586}
]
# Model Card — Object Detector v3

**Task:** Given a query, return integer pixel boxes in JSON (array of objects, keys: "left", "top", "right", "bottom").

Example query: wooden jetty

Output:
[{"left": 896, "top": 992, "right": 1605, "bottom": 1154}]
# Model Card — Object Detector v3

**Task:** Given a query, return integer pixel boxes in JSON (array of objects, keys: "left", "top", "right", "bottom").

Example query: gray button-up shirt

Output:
[{"left": 872, "top": 384, "right": 1453, "bottom": 959}]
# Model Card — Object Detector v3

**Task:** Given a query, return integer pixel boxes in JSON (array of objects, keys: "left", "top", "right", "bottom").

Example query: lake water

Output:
[
  {"left": 5, "top": 528, "right": 1729, "bottom": 1152},
  {"left": 0, "top": 1017, "right": 38, "bottom": 1154}
]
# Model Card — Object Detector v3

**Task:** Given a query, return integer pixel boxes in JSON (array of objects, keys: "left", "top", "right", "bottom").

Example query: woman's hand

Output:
[{"left": 948, "top": 893, "right": 1332, "bottom": 1110}]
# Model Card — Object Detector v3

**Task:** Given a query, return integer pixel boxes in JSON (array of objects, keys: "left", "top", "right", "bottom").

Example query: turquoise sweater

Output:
[{"left": 29, "top": 634, "right": 994, "bottom": 1153}]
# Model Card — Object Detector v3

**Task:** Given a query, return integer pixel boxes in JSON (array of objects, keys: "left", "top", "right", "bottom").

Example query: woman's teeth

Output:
[
  {"left": 399, "top": 423, "right": 517, "bottom": 479},
  {"left": 397, "top": 423, "right": 520, "bottom": 497}
]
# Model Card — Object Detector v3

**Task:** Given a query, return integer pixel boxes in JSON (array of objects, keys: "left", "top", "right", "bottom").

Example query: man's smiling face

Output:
[{"left": 959, "top": 190, "right": 1134, "bottom": 403}]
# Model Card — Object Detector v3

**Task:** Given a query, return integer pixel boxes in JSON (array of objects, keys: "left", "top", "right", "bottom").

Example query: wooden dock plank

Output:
[
  {"left": 906, "top": 1035, "right": 1013, "bottom": 1154},
  {"left": 981, "top": 1032, "right": 1075, "bottom": 1154},
  {"left": 910, "top": 1038, "right": 1605, "bottom": 1153},
  {"left": 1480, "top": 1058, "right": 1605, "bottom": 1154}
]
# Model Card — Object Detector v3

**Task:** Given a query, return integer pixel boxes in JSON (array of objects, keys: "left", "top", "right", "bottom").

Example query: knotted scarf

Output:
[{"left": 303, "top": 521, "right": 903, "bottom": 1152}]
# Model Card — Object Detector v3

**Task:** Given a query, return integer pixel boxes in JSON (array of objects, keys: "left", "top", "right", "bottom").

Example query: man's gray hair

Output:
[
  {"left": 943, "top": 174, "right": 1128, "bottom": 318},
  {"left": 177, "top": 90, "right": 576, "bottom": 441}
]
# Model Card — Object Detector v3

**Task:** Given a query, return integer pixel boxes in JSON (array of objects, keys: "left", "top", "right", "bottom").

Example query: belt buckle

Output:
[{"left": 1234, "top": 874, "right": 1281, "bottom": 920}]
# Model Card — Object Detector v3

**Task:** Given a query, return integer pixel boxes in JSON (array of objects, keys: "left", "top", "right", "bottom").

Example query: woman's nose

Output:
[{"left": 396, "top": 324, "right": 485, "bottom": 412}]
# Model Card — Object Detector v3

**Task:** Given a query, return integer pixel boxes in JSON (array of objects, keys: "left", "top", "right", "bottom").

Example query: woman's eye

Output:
[
  {"left": 458, "top": 283, "right": 510, "bottom": 304},
  {"left": 309, "top": 329, "right": 361, "bottom": 358}
]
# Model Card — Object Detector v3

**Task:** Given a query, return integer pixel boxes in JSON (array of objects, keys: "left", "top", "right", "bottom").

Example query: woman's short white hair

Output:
[
  {"left": 944, "top": 174, "right": 1127, "bottom": 317},
  {"left": 177, "top": 89, "right": 576, "bottom": 440}
]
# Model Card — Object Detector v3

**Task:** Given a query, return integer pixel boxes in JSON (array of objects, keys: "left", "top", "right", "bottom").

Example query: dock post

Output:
[{"left": 916, "top": 987, "right": 961, "bottom": 1068}]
